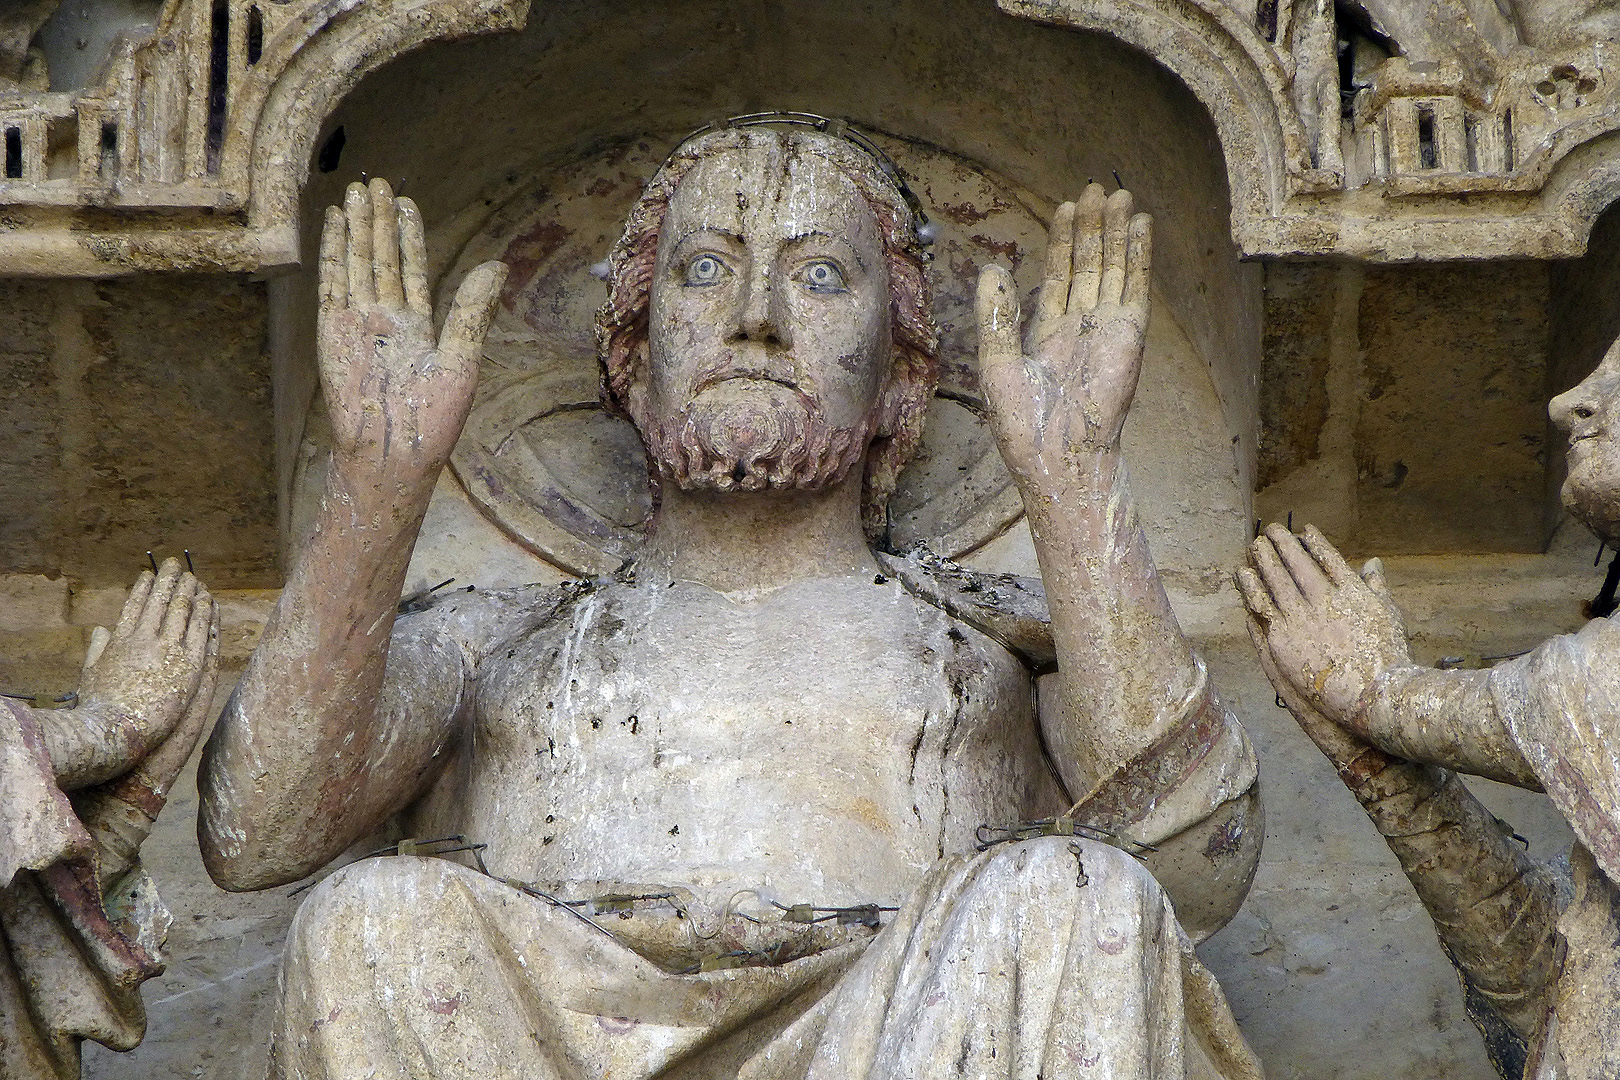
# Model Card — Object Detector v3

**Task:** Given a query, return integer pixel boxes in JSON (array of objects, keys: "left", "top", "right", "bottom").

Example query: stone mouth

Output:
[{"left": 693, "top": 370, "right": 801, "bottom": 396}]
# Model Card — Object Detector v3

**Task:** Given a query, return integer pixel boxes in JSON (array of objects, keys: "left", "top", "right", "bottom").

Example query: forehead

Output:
[{"left": 662, "top": 142, "right": 882, "bottom": 250}]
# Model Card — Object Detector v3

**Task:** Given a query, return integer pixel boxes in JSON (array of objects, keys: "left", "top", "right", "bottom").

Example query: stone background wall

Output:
[{"left": 0, "top": 276, "right": 277, "bottom": 588}]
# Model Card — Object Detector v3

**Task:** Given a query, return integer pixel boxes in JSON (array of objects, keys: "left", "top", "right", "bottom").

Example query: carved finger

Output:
[
  {"left": 1067, "top": 183, "right": 1106, "bottom": 312},
  {"left": 318, "top": 205, "right": 347, "bottom": 313},
  {"left": 159, "top": 573, "right": 199, "bottom": 643},
  {"left": 1244, "top": 612, "right": 1291, "bottom": 694},
  {"left": 111, "top": 569, "right": 155, "bottom": 643},
  {"left": 398, "top": 197, "right": 431, "bottom": 317},
  {"left": 1235, "top": 566, "right": 1280, "bottom": 624},
  {"left": 136, "top": 603, "right": 219, "bottom": 801},
  {"left": 1123, "top": 212, "right": 1152, "bottom": 307},
  {"left": 83, "top": 625, "right": 111, "bottom": 671},
  {"left": 1250, "top": 534, "right": 1307, "bottom": 617},
  {"left": 137, "top": 558, "right": 185, "bottom": 638},
  {"left": 1265, "top": 523, "right": 1333, "bottom": 607},
  {"left": 1099, "top": 188, "right": 1133, "bottom": 305},
  {"left": 182, "top": 584, "right": 212, "bottom": 670},
  {"left": 1360, "top": 557, "right": 1394, "bottom": 602},
  {"left": 344, "top": 182, "right": 375, "bottom": 307},
  {"left": 370, "top": 179, "right": 405, "bottom": 308},
  {"left": 1036, "top": 201, "right": 1076, "bottom": 325},
  {"left": 1299, "top": 524, "right": 1358, "bottom": 588},
  {"left": 1254, "top": 622, "right": 1371, "bottom": 766},
  {"left": 438, "top": 261, "right": 508, "bottom": 367},
  {"left": 1246, "top": 619, "right": 1294, "bottom": 703},
  {"left": 977, "top": 265, "right": 1032, "bottom": 415}
]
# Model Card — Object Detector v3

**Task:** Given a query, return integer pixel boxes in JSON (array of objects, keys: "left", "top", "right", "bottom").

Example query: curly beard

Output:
[{"left": 639, "top": 380, "right": 871, "bottom": 494}]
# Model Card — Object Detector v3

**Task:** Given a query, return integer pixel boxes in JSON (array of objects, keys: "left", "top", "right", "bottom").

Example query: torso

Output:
[{"left": 413, "top": 572, "right": 1061, "bottom": 912}]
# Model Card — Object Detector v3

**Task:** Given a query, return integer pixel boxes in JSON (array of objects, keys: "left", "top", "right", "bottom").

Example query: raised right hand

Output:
[{"left": 318, "top": 179, "right": 507, "bottom": 485}]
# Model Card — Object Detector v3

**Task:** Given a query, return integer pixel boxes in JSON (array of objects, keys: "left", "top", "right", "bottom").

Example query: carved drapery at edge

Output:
[{"left": 1, "top": 0, "right": 1619, "bottom": 274}]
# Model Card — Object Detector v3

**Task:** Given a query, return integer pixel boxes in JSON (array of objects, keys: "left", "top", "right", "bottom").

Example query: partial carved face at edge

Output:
[
  {"left": 631, "top": 143, "right": 892, "bottom": 495},
  {"left": 1552, "top": 341, "right": 1620, "bottom": 542}
]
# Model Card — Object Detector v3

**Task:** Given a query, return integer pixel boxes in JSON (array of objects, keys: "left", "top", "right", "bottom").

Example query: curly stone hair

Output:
[{"left": 595, "top": 126, "right": 939, "bottom": 539}]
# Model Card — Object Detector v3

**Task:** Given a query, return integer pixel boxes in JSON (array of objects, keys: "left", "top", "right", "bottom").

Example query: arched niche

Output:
[{"left": 273, "top": 0, "right": 1259, "bottom": 600}]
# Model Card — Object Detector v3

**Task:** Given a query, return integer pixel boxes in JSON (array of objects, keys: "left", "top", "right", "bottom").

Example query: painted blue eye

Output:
[
  {"left": 685, "top": 254, "right": 727, "bottom": 285},
  {"left": 799, "top": 260, "right": 847, "bottom": 292}
]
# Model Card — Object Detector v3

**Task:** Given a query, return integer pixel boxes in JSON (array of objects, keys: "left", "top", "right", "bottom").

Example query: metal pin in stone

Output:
[
  {"left": 184, "top": 550, "right": 195, "bottom": 574},
  {"left": 1069, "top": 841, "right": 1089, "bottom": 888},
  {"left": 147, "top": 551, "right": 158, "bottom": 574}
]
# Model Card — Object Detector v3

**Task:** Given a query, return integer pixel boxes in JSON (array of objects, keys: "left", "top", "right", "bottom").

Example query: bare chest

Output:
[{"left": 456, "top": 576, "right": 1055, "bottom": 896}]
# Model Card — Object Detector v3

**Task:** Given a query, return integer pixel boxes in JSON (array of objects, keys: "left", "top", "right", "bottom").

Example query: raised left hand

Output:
[{"left": 975, "top": 183, "right": 1152, "bottom": 485}]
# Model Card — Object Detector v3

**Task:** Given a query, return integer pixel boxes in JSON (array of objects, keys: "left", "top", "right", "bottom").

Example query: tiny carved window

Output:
[
  {"left": 1416, "top": 106, "right": 1438, "bottom": 170},
  {"left": 4, "top": 128, "right": 21, "bottom": 179},
  {"left": 247, "top": 6, "right": 264, "bottom": 66},
  {"left": 205, "top": 0, "right": 230, "bottom": 172},
  {"left": 99, "top": 121, "right": 118, "bottom": 178},
  {"left": 1256, "top": 0, "right": 1278, "bottom": 42}
]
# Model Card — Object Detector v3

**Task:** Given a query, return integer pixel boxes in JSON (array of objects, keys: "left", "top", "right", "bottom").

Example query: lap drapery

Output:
[{"left": 272, "top": 839, "right": 1261, "bottom": 1080}]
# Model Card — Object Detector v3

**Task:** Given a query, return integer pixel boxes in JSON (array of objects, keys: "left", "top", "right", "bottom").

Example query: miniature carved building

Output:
[{"left": 2, "top": 1, "right": 1619, "bottom": 1077}]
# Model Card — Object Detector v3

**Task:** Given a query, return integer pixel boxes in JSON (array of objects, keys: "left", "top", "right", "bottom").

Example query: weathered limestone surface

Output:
[
  {"left": 0, "top": 276, "right": 276, "bottom": 588},
  {"left": 0, "top": 1, "right": 1617, "bottom": 1078},
  {"left": 1, "top": 560, "right": 217, "bottom": 1079},
  {"left": 188, "top": 122, "right": 1269, "bottom": 1077},
  {"left": 45, "top": 551, "right": 1591, "bottom": 1080}
]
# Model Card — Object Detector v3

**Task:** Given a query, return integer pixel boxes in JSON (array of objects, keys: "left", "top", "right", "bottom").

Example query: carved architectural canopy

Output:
[{"left": 0, "top": 0, "right": 1618, "bottom": 273}]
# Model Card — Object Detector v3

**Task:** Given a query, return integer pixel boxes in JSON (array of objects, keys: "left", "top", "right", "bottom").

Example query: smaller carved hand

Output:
[
  {"left": 77, "top": 558, "right": 217, "bottom": 777},
  {"left": 975, "top": 184, "right": 1152, "bottom": 484},
  {"left": 317, "top": 178, "right": 507, "bottom": 488},
  {"left": 1237, "top": 524, "right": 1413, "bottom": 727}
]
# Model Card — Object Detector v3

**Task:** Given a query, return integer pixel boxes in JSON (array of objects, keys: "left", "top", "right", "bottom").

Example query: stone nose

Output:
[
  {"left": 732, "top": 261, "right": 789, "bottom": 348},
  {"left": 1551, "top": 351, "right": 1620, "bottom": 434},
  {"left": 1548, "top": 369, "right": 1613, "bottom": 433}
]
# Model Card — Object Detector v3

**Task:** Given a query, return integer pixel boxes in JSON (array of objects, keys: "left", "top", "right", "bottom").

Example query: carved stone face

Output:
[
  {"left": 1551, "top": 343, "right": 1620, "bottom": 541},
  {"left": 632, "top": 142, "right": 892, "bottom": 494}
]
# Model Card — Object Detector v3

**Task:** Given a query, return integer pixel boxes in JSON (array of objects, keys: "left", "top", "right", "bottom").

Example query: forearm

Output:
[
  {"left": 42, "top": 703, "right": 157, "bottom": 791},
  {"left": 1028, "top": 447, "right": 1199, "bottom": 788},
  {"left": 198, "top": 459, "right": 446, "bottom": 888},
  {"left": 73, "top": 778, "right": 162, "bottom": 889},
  {"left": 1351, "top": 666, "right": 1540, "bottom": 789},
  {"left": 1342, "top": 753, "right": 1561, "bottom": 1042}
]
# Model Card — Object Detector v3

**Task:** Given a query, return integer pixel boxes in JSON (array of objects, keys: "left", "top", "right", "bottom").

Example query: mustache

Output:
[{"left": 689, "top": 354, "right": 810, "bottom": 399}]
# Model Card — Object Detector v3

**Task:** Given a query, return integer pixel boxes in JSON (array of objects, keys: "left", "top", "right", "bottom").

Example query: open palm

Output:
[
  {"left": 317, "top": 179, "right": 506, "bottom": 485},
  {"left": 975, "top": 184, "right": 1152, "bottom": 483}
]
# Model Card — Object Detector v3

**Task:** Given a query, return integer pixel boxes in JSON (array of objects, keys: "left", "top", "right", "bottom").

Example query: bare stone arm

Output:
[
  {"left": 198, "top": 180, "right": 506, "bottom": 891},
  {"left": 974, "top": 186, "right": 1206, "bottom": 795},
  {"left": 1242, "top": 546, "right": 1561, "bottom": 1068},
  {"left": 976, "top": 187, "right": 1258, "bottom": 933}
]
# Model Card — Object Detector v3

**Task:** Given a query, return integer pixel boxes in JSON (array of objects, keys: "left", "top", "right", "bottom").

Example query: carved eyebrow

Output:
[
  {"left": 667, "top": 225, "right": 746, "bottom": 251},
  {"left": 784, "top": 231, "right": 867, "bottom": 272}
]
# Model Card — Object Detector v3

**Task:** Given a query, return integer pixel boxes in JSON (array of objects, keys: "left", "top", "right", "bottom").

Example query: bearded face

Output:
[{"left": 624, "top": 140, "right": 894, "bottom": 498}]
